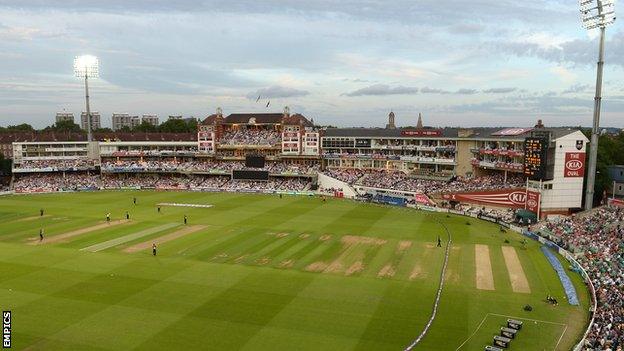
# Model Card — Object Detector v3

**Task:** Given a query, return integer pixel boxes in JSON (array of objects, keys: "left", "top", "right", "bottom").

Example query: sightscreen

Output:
[
  {"left": 232, "top": 170, "right": 269, "bottom": 181},
  {"left": 245, "top": 155, "right": 265, "bottom": 168}
]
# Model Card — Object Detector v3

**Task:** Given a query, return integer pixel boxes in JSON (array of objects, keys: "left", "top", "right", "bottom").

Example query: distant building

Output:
[
  {"left": 141, "top": 115, "right": 159, "bottom": 126},
  {"left": 112, "top": 113, "right": 140, "bottom": 131},
  {"left": 385, "top": 111, "right": 396, "bottom": 129},
  {"left": 55, "top": 112, "right": 75, "bottom": 124},
  {"left": 80, "top": 111, "right": 101, "bottom": 131},
  {"left": 168, "top": 115, "right": 183, "bottom": 120}
]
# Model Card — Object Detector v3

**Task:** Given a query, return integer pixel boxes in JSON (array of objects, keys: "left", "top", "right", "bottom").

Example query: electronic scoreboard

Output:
[{"left": 523, "top": 137, "right": 548, "bottom": 180}]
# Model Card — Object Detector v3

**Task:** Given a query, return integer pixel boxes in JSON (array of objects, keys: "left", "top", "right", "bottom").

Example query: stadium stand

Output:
[{"left": 537, "top": 206, "right": 623, "bottom": 350}]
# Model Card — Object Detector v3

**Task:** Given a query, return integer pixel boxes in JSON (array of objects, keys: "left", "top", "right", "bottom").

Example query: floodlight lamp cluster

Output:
[
  {"left": 74, "top": 55, "right": 99, "bottom": 78},
  {"left": 580, "top": 0, "right": 616, "bottom": 29}
]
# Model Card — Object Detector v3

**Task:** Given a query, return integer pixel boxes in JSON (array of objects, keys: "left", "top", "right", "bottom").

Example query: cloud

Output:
[
  {"left": 497, "top": 30, "right": 624, "bottom": 68},
  {"left": 0, "top": 1, "right": 623, "bottom": 128},
  {"left": 562, "top": 84, "right": 590, "bottom": 94},
  {"left": 455, "top": 88, "right": 478, "bottom": 95},
  {"left": 0, "top": 24, "right": 45, "bottom": 41},
  {"left": 448, "top": 23, "right": 485, "bottom": 34},
  {"left": 4, "top": 0, "right": 578, "bottom": 34},
  {"left": 421, "top": 87, "right": 451, "bottom": 94},
  {"left": 343, "top": 84, "right": 419, "bottom": 96},
  {"left": 483, "top": 87, "right": 517, "bottom": 94},
  {"left": 246, "top": 85, "right": 309, "bottom": 99}
]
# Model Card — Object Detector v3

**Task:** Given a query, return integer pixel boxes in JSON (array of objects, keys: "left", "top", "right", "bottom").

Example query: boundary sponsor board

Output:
[
  {"left": 609, "top": 198, "right": 624, "bottom": 207},
  {"left": 414, "top": 193, "right": 435, "bottom": 205},
  {"left": 441, "top": 188, "right": 527, "bottom": 208},
  {"left": 526, "top": 190, "right": 541, "bottom": 214}
]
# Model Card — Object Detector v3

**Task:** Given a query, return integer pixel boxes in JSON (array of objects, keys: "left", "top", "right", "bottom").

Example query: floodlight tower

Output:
[
  {"left": 74, "top": 55, "right": 99, "bottom": 142},
  {"left": 580, "top": 0, "right": 616, "bottom": 210}
]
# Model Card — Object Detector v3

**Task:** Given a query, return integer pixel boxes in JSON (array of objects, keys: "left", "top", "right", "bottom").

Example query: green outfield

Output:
[{"left": 0, "top": 191, "right": 590, "bottom": 350}]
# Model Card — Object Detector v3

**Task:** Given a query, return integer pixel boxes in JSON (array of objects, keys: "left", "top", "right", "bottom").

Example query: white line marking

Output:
[
  {"left": 455, "top": 314, "right": 488, "bottom": 350},
  {"left": 554, "top": 324, "right": 568, "bottom": 350},
  {"left": 455, "top": 313, "right": 568, "bottom": 351}
]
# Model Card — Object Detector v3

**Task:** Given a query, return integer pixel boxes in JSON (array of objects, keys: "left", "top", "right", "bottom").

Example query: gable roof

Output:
[{"left": 200, "top": 112, "right": 314, "bottom": 127}]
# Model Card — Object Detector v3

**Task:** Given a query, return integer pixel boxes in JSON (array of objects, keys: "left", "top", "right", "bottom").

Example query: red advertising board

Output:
[
  {"left": 441, "top": 188, "right": 528, "bottom": 208},
  {"left": 414, "top": 193, "right": 435, "bottom": 205},
  {"left": 526, "top": 190, "right": 541, "bottom": 214},
  {"left": 400, "top": 129, "right": 442, "bottom": 137},
  {"left": 564, "top": 152, "right": 585, "bottom": 177},
  {"left": 609, "top": 198, "right": 624, "bottom": 207}
]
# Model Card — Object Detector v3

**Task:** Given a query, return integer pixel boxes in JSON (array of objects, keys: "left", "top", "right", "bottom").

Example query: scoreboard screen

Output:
[
  {"left": 523, "top": 137, "right": 548, "bottom": 180},
  {"left": 232, "top": 170, "right": 269, "bottom": 181},
  {"left": 245, "top": 155, "right": 265, "bottom": 168}
]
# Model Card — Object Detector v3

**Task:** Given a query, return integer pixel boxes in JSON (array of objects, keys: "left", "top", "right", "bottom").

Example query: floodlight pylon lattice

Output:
[
  {"left": 74, "top": 55, "right": 99, "bottom": 142},
  {"left": 579, "top": 0, "right": 616, "bottom": 210}
]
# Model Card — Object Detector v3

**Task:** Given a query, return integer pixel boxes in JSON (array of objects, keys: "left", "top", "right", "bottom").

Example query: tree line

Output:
[
  {"left": 583, "top": 129, "right": 624, "bottom": 206},
  {"left": 0, "top": 118, "right": 199, "bottom": 134}
]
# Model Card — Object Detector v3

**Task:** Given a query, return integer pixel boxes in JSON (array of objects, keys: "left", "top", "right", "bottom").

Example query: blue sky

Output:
[{"left": 1, "top": 0, "right": 623, "bottom": 128}]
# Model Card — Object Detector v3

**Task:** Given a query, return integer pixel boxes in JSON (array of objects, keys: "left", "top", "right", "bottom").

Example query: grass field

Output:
[{"left": 0, "top": 191, "right": 590, "bottom": 350}]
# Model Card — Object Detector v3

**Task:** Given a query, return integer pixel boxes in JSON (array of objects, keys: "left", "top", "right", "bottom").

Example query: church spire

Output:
[{"left": 386, "top": 111, "right": 396, "bottom": 129}]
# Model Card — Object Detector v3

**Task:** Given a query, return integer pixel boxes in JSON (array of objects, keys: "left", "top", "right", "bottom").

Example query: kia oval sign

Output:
[
  {"left": 564, "top": 153, "right": 585, "bottom": 177},
  {"left": 566, "top": 160, "right": 583, "bottom": 171},
  {"left": 508, "top": 191, "right": 527, "bottom": 205}
]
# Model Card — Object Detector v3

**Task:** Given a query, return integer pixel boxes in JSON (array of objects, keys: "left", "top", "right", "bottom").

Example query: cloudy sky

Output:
[{"left": 1, "top": 0, "right": 623, "bottom": 128}]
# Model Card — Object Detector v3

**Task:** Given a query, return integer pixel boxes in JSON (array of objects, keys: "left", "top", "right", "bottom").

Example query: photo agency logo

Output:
[{"left": 2, "top": 311, "right": 10, "bottom": 348}]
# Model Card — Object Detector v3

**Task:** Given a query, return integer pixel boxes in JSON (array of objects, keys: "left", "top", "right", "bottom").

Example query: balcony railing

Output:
[{"left": 472, "top": 148, "right": 524, "bottom": 157}]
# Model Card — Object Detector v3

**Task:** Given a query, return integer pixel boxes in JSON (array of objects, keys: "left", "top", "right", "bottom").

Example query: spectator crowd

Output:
[
  {"left": 220, "top": 129, "right": 281, "bottom": 146},
  {"left": 101, "top": 160, "right": 319, "bottom": 175},
  {"left": 323, "top": 168, "right": 525, "bottom": 194},
  {"left": 15, "top": 159, "right": 97, "bottom": 171},
  {"left": 538, "top": 206, "right": 623, "bottom": 350},
  {"left": 14, "top": 172, "right": 311, "bottom": 193},
  {"left": 14, "top": 172, "right": 99, "bottom": 192}
]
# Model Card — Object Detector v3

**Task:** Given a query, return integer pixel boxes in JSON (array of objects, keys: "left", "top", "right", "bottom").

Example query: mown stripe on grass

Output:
[
  {"left": 242, "top": 234, "right": 301, "bottom": 266},
  {"left": 190, "top": 227, "right": 265, "bottom": 262},
  {"left": 0, "top": 216, "right": 90, "bottom": 242},
  {"left": 31, "top": 220, "right": 132, "bottom": 245},
  {"left": 295, "top": 236, "right": 343, "bottom": 271},
  {"left": 188, "top": 271, "right": 315, "bottom": 349},
  {"left": 270, "top": 234, "right": 315, "bottom": 265},
  {"left": 80, "top": 223, "right": 180, "bottom": 252},
  {"left": 123, "top": 225, "right": 207, "bottom": 253},
  {"left": 220, "top": 233, "right": 282, "bottom": 264}
]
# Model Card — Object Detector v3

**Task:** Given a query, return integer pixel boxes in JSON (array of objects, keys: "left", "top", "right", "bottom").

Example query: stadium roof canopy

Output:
[{"left": 323, "top": 127, "right": 583, "bottom": 140}]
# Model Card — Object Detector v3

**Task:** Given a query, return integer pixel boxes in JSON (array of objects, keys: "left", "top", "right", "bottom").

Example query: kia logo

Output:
[
  {"left": 508, "top": 192, "right": 526, "bottom": 205},
  {"left": 566, "top": 160, "right": 583, "bottom": 171}
]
